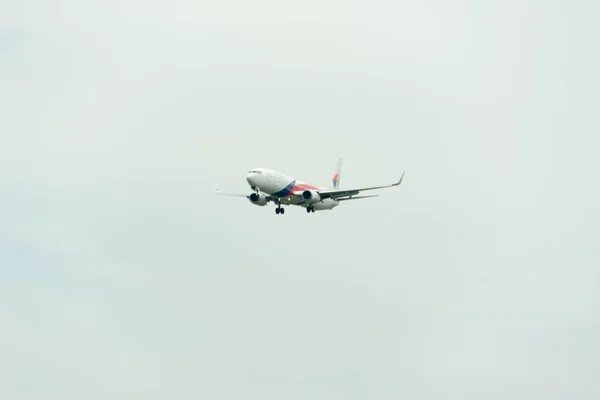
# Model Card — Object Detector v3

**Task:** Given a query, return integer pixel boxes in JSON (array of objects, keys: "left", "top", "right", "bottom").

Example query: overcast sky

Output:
[{"left": 1, "top": 0, "right": 599, "bottom": 399}]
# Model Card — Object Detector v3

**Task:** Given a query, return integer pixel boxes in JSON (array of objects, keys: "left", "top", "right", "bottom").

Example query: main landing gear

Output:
[{"left": 306, "top": 206, "right": 315, "bottom": 213}]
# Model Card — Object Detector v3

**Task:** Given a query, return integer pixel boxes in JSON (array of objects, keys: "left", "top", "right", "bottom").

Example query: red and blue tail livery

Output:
[{"left": 332, "top": 158, "right": 343, "bottom": 189}]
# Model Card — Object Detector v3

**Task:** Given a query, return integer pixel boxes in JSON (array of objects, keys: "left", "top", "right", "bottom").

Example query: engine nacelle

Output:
[
  {"left": 249, "top": 193, "right": 268, "bottom": 206},
  {"left": 301, "top": 190, "right": 321, "bottom": 203}
]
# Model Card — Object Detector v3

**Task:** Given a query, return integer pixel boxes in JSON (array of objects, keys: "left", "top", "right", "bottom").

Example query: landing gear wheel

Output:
[
  {"left": 306, "top": 207, "right": 311, "bottom": 213},
  {"left": 275, "top": 208, "right": 280, "bottom": 214},
  {"left": 280, "top": 208, "right": 285, "bottom": 214}
]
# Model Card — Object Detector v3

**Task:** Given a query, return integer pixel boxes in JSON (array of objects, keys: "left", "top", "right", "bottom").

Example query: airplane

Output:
[{"left": 215, "top": 158, "right": 405, "bottom": 215}]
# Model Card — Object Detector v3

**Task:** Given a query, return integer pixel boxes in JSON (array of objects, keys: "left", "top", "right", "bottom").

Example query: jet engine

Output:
[
  {"left": 249, "top": 193, "right": 268, "bottom": 206},
  {"left": 301, "top": 190, "right": 321, "bottom": 203}
]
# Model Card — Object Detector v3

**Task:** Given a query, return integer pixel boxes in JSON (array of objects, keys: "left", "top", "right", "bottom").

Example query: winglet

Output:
[{"left": 393, "top": 170, "right": 406, "bottom": 186}]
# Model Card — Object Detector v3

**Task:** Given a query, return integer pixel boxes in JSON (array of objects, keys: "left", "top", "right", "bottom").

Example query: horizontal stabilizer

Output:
[{"left": 337, "top": 195, "right": 379, "bottom": 201}]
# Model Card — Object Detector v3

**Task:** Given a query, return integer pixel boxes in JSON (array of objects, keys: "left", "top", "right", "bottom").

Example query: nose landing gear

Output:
[{"left": 275, "top": 199, "right": 285, "bottom": 215}]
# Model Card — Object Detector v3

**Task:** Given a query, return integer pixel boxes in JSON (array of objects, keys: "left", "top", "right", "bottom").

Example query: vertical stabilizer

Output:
[{"left": 331, "top": 158, "right": 343, "bottom": 188}]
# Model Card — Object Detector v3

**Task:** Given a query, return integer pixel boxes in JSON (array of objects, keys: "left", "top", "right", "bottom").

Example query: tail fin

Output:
[{"left": 331, "top": 158, "right": 343, "bottom": 188}]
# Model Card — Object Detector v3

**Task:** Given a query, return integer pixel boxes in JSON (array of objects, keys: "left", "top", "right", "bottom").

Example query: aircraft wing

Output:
[
  {"left": 214, "top": 186, "right": 277, "bottom": 202},
  {"left": 316, "top": 171, "right": 405, "bottom": 200},
  {"left": 214, "top": 186, "right": 248, "bottom": 198}
]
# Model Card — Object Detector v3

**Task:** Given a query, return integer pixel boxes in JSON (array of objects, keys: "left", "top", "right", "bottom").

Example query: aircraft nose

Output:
[{"left": 246, "top": 173, "right": 256, "bottom": 186}]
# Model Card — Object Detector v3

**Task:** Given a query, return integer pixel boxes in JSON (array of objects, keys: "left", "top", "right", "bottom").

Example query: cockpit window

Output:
[{"left": 248, "top": 170, "right": 262, "bottom": 174}]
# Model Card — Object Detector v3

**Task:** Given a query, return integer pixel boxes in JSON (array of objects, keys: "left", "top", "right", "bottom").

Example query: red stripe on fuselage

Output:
[{"left": 291, "top": 183, "right": 320, "bottom": 192}]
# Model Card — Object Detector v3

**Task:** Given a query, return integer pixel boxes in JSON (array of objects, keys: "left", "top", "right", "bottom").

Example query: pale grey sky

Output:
[{"left": 1, "top": 1, "right": 599, "bottom": 399}]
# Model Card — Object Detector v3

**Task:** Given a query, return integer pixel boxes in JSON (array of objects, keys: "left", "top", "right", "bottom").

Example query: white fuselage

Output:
[{"left": 246, "top": 168, "right": 339, "bottom": 210}]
